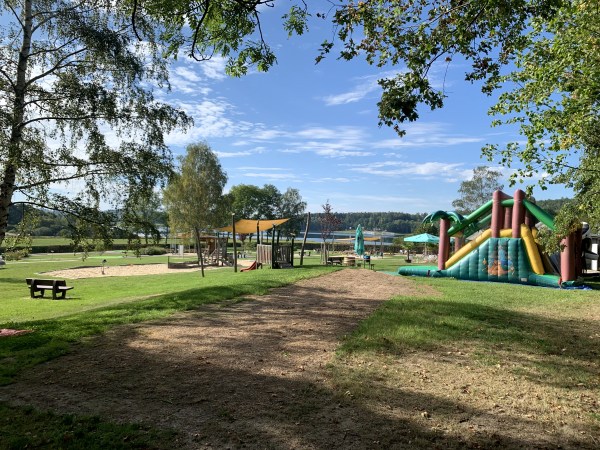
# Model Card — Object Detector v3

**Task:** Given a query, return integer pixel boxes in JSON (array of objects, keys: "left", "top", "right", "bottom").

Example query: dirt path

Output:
[{"left": 2, "top": 270, "right": 436, "bottom": 448}]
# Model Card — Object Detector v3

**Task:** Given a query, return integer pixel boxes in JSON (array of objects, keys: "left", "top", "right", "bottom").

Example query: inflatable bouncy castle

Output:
[{"left": 398, "top": 189, "right": 586, "bottom": 288}]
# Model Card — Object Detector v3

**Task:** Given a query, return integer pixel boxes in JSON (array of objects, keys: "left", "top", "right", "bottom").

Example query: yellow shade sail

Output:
[{"left": 217, "top": 218, "right": 289, "bottom": 234}]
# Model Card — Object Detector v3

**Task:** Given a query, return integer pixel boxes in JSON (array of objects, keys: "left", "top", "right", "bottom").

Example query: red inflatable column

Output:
[
  {"left": 454, "top": 234, "right": 464, "bottom": 252},
  {"left": 560, "top": 232, "right": 576, "bottom": 282},
  {"left": 438, "top": 218, "right": 450, "bottom": 270},
  {"left": 524, "top": 210, "right": 535, "bottom": 229},
  {"left": 511, "top": 189, "right": 525, "bottom": 238},
  {"left": 504, "top": 207, "right": 513, "bottom": 230},
  {"left": 491, "top": 190, "right": 504, "bottom": 238}
]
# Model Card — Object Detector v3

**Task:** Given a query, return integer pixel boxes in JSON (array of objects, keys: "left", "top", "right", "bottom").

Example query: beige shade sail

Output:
[{"left": 217, "top": 218, "right": 289, "bottom": 234}]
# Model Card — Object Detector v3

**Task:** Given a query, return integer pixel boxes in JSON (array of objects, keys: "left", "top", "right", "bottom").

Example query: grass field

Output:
[{"left": 1, "top": 252, "right": 599, "bottom": 448}]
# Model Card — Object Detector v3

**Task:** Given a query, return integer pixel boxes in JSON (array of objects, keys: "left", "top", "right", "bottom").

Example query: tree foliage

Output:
[
  {"left": 0, "top": 0, "right": 191, "bottom": 249},
  {"left": 276, "top": 187, "right": 306, "bottom": 237},
  {"left": 228, "top": 184, "right": 279, "bottom": 220},
  {"left": 319, "top": 1, "right": 596, "bottom": 238},
  {"left": 452, "top": 166, "right": 504, "bottom": 214},
  {"left": 227, "top": 183, "right": 306, "bottom": 240},
  {"left": 318, "top": 0, "right": 564, "bottom": 135},
  {"left": 135, "top": 0, "right": 309, "bottom": 75},
  {"left": 0, "top": 0, "right": 311, "bottom": 251},
  {"left": 162, "top": 142, "right": 228, "bottom": 276},
  {"left": 483, "top": 0, "right": 600, "bottom": 237}
]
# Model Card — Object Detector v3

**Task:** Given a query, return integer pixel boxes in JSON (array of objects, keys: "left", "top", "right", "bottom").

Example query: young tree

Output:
[
  {"left": 276, "top": 187, "right": 306, "bottom": 238},
  {"left": 452, "top": 166, "right": 504, "bottom": 214},
  {"left": 162, "top": 142, "right": 228, "bottom": 277},
  {"left": 319, "top": 200, "right": 341, "bottom": 254},
  {"left": 0, "top": 0, "right": 191, "bottom": 249}
]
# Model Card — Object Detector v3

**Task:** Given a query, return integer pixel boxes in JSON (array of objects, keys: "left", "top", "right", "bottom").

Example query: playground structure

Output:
[
  {"left": 398, "top": 189, "right": 587, "bottom": 288},
  {"left": 167, "top": 234, "right": 232, "bottom": 268},
  {"left": 218, "top": 218, "right": 295, "bottom": 270}
]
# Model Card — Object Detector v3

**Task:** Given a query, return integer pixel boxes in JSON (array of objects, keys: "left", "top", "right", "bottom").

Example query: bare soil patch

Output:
[{"left": 1, "top": 270, "right": 598, "bottom": 449}]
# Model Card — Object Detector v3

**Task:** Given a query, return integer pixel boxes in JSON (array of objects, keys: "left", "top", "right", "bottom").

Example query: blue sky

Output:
[{"left": 158, "top": 3, "right": 571, "bottom": 215}]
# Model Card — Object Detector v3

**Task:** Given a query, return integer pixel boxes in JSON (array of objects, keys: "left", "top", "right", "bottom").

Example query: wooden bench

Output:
[
  {"left": 326, "top": 256, "right": 343, "bottom": 266},
  {"left": 26, "top": 278, "right": 74, "bottom": 300}
]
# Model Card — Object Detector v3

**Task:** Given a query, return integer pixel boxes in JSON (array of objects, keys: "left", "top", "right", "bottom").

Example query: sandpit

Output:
[{"left": 45, "top": 259, "right": 255, "bottom": 279}]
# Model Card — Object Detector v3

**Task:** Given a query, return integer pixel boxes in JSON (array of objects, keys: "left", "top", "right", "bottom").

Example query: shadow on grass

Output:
[
  {"left": 340, "top": 295, "right": 600, "bottom": 389},
  {"left": 1, "top": 281, "right": 595, "bottom": 449},
  {"left": 0, "top": 272, "right": 321, "bottom": 385}
]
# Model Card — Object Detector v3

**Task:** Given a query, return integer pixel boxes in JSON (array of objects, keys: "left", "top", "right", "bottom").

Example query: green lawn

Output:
[{"left": 1, "top": 252, "right": 599, "bottom": 448}]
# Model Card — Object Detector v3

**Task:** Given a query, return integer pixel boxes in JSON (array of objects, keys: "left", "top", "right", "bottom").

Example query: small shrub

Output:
[
  {"left": 3, "top": 249, "right": 30, "bottom": 261},
  {"left": 142, "top": 246, "right": 167, "bottom": 255}
]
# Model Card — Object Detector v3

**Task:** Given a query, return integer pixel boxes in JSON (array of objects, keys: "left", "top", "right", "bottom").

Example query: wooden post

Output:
[
  {"left": 232, "top": 214, "right": 237, "bottom": 273},
  {"left": 271, "top": 225, "right": 276, "bottom": 268},
  {"left": 300, "top": 212, "right": 310, "bottom": 266}
]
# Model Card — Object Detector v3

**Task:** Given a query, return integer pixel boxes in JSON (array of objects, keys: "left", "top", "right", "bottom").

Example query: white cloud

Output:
[
  {"left": 238, "top": 166, "right": 288, "bottom": 171},
  {"left": 373, "top": 122, "right": 484, "bottom": 149},
  {"left": 243, "top": 172, "right": 300, "bottom": 181},
  {"left": 216, "top": 150, "right": 255, "bottom": 158},
  {"left": 174, "top": 66, "right": 202, "bottom": 82},
  {"left": 322, "top": 75, "right": 381, "bottom": 106},
  {"left": 321, "top": 70, "right": 404, "bottom": 106},
  {"left": 348, "top": 160, "right": 467, "bottom": 181},
  {"left": 312, "top": 177, "right": 352, "bottom": 183},
  {"left": 200, "top": 57, "right": 228, "bottom": 81}
]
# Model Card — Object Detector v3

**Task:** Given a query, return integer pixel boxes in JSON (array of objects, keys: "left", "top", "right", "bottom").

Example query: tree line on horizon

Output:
[{"left": 5, "top": 197, "right": 570, "bottom": 240}]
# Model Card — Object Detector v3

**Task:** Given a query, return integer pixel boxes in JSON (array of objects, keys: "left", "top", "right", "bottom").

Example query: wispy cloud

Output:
[
  {"left": 322, "top": 74, "right": 382, "bottom": 106},
  {"left": 216, "top": 150, "right": 256, "bottom": 158},
  {"left": 242, "top": 172, "right": 300, "bottom": 181},
  {"left": 312, "top": 177, "right": 353, "bottom": 183},
  {"left": 347, "top": 160, "right": 468, "bottom": 182},
  {"left": 374, "top": 122, "right": 484, "bottom": 149},
  {"left": 200, "top": 57, "right": 228, "bottom": 81}
]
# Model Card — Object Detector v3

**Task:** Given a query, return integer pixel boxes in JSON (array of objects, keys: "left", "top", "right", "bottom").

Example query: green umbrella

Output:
[
  {"left": 354, "top": 224, "right": 365, "bottom": 256},
  {"left": 404, "top": 233, "right": 439, "bottom": 256}
]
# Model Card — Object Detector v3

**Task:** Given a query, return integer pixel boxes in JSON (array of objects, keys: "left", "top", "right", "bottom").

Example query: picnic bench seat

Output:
[
  {"left": 326, "top": 256, "right": 343, "bottom": 266},
  {"left": 26, "top": 278, "right": 73, "bottom": 300}
]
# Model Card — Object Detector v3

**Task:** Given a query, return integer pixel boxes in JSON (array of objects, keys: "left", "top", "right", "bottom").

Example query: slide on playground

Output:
[{"left": 240, "top": 261, "right": 261, "bottom": 272}]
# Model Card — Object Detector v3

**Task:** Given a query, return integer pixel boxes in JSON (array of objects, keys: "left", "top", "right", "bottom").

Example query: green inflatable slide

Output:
[{"left": 398, "top": 237, "right": 567, "bottom": 288}]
